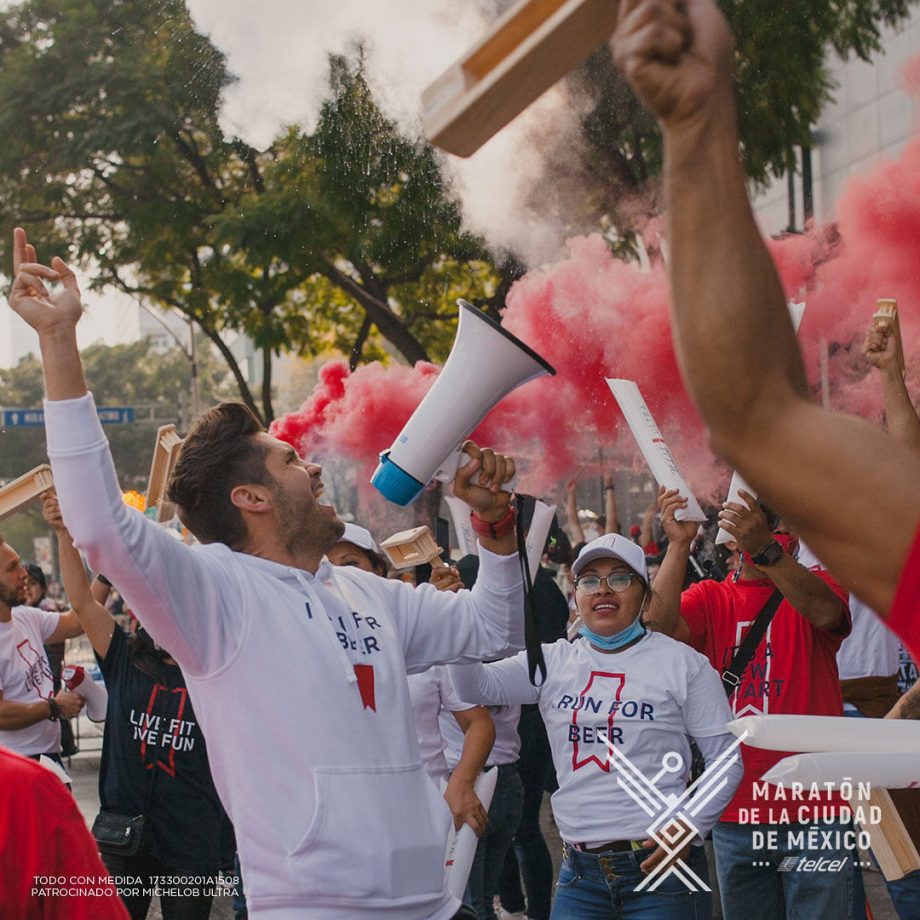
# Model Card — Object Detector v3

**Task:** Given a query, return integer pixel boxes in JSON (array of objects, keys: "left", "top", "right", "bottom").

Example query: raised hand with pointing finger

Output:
[{"left": 9, "top": 227, "right": 83, "bottom": 332}]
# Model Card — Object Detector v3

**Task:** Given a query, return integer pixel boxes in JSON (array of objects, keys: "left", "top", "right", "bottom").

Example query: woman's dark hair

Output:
[
  {"left": 354, "top": 546, "right": 389, "bottom": 578},
  {"left": 167, "top": 403, "right": 271, "bottom": 548},
  {"left": 127, "top": 627, "right": 181, "bottom": 687}
]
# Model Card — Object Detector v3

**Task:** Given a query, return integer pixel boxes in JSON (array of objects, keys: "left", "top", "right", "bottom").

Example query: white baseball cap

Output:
[
  {"left": 571, "top": 533, "right": 649, "bottom": 584},
  {"left": 338, "top": 523, "right": 380, "bottom": 554}
]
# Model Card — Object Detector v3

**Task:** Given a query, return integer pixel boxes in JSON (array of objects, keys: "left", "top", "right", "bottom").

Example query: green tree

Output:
[
  {"left": 557, "top": 0, "right": 917, "bottom": 231},
  {"left": 201, "top": 53, "right": 500, "bottom": 372},
  {"left": 0, "top": 337, "right": 233, "bottom": 487},
  {"left": 0, "top": 1, "right": 503, "bottom": 423},
  {"left": 0, "top": 335, "right": 231, "bottom": 558}
]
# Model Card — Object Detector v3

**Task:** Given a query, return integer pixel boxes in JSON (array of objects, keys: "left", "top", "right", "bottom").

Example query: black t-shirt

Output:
[{"left": 96, "top": 628, "right": 228, "bottom": 872}]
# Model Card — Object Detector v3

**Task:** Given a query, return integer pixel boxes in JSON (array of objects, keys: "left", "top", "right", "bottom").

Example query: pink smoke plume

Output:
[
  {"left": 273, "top": 55, "right": 920, "bottom": 509},
  {"left": 271, "top": 234, "right": 712, "bottom": 503}
]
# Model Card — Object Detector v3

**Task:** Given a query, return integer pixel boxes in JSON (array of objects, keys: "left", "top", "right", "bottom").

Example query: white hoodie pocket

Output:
[{"left": 287, "top": 762, "right": 451, "bottom": 906}]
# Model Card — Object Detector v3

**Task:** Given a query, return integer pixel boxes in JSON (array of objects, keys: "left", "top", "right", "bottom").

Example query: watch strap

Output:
[
  {"left": 470, "top": 506, "right": 516, "bottom": 540},
  {"left": 752, "top": 540, "right": 783, "bottom": 567}
]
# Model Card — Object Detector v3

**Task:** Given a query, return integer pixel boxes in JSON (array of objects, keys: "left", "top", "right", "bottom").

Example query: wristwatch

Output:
[
  {"left": 47, "top": 697, "right": 61, "bottom": 721},
  {"left": 751, "top": 540, "right": 784, "bottom": 567}
]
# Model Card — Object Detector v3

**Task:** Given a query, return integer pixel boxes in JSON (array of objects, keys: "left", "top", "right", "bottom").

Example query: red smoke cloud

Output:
[
  {"left": 272, "top": 56, "right": 920, "bottom": 509},
  {"left": 271, "top": 235, "right": 713, "bottom": 502}
]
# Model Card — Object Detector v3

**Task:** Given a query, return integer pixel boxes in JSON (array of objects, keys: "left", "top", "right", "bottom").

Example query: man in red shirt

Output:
[
  {"left": 650, "top": 490, "right": 851, "bottom": 919},
  {"left": 608, "top": 1, "right": 920, "bottom": 665},
  {"left": 0, "top": 745, "right": 129, "bottom": 919}
]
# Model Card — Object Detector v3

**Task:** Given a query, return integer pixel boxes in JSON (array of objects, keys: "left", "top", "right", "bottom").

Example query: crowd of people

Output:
[{"left": 3, "top": 1, "right": 920, "bottom": 919}]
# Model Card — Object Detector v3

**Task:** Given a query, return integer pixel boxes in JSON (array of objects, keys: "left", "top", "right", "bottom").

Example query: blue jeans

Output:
[
  {"left": 551, "top": 844, "right": 710, "bottom": 919},
  {"left": 851, "top": 830, "right": 920, "bottom": 920},
  {"left": 464, "top": 763, "right": 524, "bottom": 920},
  {"left": 712, "top": 821, "right": 853, "bottom": 920},
  {"left": 498, "top": 705, "right": 555, "bottom": 920}
]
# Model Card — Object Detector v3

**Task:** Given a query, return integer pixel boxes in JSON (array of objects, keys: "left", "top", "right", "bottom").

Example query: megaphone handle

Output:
[{"left": 452, "top": 450, "right": 515, "bottom": 493}]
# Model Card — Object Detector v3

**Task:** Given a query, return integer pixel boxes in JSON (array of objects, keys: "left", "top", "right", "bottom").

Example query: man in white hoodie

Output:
[{"left": 8, "top": 227, "right": 525, "bottom": 920}]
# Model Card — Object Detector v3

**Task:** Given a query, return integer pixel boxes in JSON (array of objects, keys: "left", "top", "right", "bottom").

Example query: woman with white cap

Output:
[
  {"left": 450, "top": 490, "right": 742, "bottom": 919},
  {"left": 325, "top": 522, "right": 392, "bottom": 578}
]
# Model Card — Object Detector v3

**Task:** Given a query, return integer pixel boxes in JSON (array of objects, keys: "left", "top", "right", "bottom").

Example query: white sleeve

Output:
[
  {"left": 686, "top": 732, "right": 744, "bottom": 840},
  {"left": 438, "top": 669, "right": 474, "bottom": 713},
  {"left": 367, "top": 546, "right": 524, "bottom": 671},
  {"left": 682, "top": 656, "right": 736, "bottom": 738},
  {"left": 30, "top": 608, "right": 62, "bottom": 644},
  {"left": 448, "top": 651, "right": 541, "bottom": 707},
  {"left": 44, "top": 394, "right": 236, "bottom": 676},
  {"left": 679, "top": 657, "right": 743, "bottom": 840}
]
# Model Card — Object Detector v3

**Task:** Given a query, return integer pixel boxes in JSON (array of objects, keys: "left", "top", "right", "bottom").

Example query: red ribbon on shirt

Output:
[{"left": 354, "top": 664, "right": 376, "bottom": 712}]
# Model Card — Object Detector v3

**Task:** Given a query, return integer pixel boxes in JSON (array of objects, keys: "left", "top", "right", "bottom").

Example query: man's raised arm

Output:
[
  {"left": 610, "top": 0, "right": 920, "bottom": 617},
  {"left": 7, "top": 228, "right": 228, "bottom": 675}
]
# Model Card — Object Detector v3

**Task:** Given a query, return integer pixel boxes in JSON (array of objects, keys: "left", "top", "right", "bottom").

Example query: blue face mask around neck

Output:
[{"left": 580, "top": 614, "right": 646, "bottom": 651}]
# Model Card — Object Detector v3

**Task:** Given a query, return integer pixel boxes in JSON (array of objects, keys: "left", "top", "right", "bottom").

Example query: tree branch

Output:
[
  {"left": 383, "top": 253, "right": 435, "bottom": 287},
  {"left": 348, "top": 314, "right": 373, "bottom": 371},
  {"left": 319, "top": 259, "right": 429, "bottom": 365},
  {"left": 165, "top": 127, "right": 224, "bottom": 204},
  {"left": 101, "top": 266, "right": 265, "bottom": 425},
  {"left": 233, "top": 140, "right": 266, "bottom": 194}
]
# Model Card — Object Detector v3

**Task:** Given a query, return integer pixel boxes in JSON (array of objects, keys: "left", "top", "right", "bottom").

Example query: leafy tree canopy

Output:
[
  {"left": 0, "top": 0, "right": 912, "bottom": 426},
  {"left": 563, "top": 0, "right": 917, "bottom": 226},
  {"left": 0, "top": 1, "right": 500, "bottom": 422}
]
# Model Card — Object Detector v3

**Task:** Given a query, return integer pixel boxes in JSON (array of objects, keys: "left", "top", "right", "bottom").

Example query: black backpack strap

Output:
[
  {"left": 721, "top": 589, "right": 783, "bottom": 696},
  {"left": 514, "top": 503, "right": 546, "bottom": 686}
]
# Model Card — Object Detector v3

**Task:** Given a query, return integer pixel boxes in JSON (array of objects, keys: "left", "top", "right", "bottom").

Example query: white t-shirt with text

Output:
[
  {"left": 450, "top": 631, "right": 736, "bottom": 845},
  {"left": 0, "top": 606, "right": 61, "bottom": 755}
]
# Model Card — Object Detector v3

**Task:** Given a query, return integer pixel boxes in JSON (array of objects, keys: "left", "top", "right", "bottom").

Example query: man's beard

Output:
[
  {"left": 0, "top": 582, "right": 24, "bottom": 608},
  {"left": 272, "top": 483, "right": 345, "bottom": 558}
]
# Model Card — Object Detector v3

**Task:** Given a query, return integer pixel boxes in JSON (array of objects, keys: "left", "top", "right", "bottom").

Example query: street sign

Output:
[
  {"left": 2, "top": 409, "right": 44, "bottom": 427},
  {"left": 95, "top": 407, "right": 135, "bottom": 425},
  {"left": 2, "top": 406, "right": 135, "bottom": 427}
]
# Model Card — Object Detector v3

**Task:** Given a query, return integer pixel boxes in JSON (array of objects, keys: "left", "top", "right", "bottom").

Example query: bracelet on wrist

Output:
[
  {"left": 95, "top": 573, "right": 112, "bottom": 587},
  {"left": 47, "top": 697, "right": 61, "bottom": 722},
  {"left": 470, "top": 506, "right": 517, "bottom": 540}
]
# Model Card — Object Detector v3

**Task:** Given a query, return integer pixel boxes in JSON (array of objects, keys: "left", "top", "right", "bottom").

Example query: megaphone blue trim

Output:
[
  {"left": 371, "top": 451, "right": 426, "bottom": 506},
  {"left": 371, "top": 299, "right": 555, "bottom": 506}
]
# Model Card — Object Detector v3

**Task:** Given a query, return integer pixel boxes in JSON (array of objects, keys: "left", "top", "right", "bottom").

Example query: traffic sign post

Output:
[{"left": 2, "top": 407, "right": 136, "bottom": 427}]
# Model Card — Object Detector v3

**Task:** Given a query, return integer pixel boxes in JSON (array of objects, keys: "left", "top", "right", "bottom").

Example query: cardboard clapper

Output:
[
  {"left": 874, "top": 298, "right": 907, "bottom": 378},
  {"left": 422, "top": 0, "right": 620, "bottom": 157},
  {"left": 0, "top": 464, "right": 54, "bottom": 521},
  {"left": 859, "top": 787, "right": 920, "bottom": 881},
  {"left": 380, "top": 525, "right": 446, "bottom": 570},
  {"left": 146, "top": 425, "right": 183, "bottom": 524}
]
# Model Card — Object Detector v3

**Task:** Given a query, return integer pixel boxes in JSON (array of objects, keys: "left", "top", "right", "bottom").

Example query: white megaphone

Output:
[
  {"left": 371, "top": 299, "right": 555, "bottom": 505},
  {"left": 62, "top": 664, "right": 108, "bottom": 722}
]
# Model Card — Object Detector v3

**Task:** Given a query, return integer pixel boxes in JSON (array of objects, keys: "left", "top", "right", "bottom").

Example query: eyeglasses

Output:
[{"left": 574, "top": 572, "right": 637, "bottom": 595}]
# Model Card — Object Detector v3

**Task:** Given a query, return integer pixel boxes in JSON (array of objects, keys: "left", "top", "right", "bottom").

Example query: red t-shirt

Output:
[
  {"left": 680, "top": 570, "right": 851, "bottom": 823},
  {"left": 0, "top": 747, "right": 129, "bottom": 919},
  {"left": 889, "top": 523, "right": 920, "bottom": 665}
]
